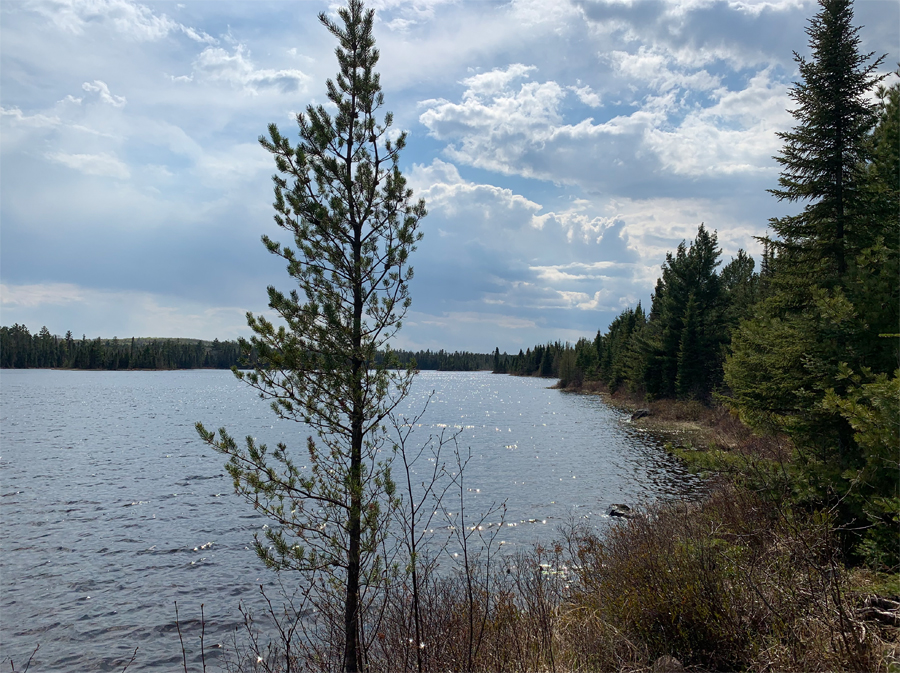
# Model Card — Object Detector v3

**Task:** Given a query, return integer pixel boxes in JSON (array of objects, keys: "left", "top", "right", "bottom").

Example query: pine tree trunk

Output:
[{"left": 344, "top": 192, "right": 364, "bottom": 672}]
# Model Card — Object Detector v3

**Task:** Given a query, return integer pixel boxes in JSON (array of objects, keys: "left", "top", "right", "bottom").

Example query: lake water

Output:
[{"left": 0, "top": 369, "right": 704, "bottom": 671}]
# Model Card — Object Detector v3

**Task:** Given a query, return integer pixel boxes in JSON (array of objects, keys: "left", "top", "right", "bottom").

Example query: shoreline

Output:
[{"left": 554, "top": 379, "right": 740, "bottom": 452}]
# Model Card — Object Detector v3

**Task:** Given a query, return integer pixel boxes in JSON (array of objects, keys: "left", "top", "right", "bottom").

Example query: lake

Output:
[{"left": 0, "top": 369, "right": 704, "bottom": 670}]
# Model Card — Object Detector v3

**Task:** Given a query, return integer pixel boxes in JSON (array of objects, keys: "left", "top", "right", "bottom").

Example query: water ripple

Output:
[{"left": 1, "top": 369, "right": 703, "bottom": 670}]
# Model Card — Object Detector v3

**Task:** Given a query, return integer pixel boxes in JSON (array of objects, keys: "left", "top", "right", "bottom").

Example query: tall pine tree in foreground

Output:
[
  {"left": 725, "top": 0, "right": 896, "bottom": 562},
  {"left": 196, "top": 2, "right": 426, "bottom": 670}
]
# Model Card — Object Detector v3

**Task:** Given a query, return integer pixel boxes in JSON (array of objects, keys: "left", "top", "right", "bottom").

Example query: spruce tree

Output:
[
  {"left": 196, "top": 2, "right": 425, "bottom": 670},
  {"left": 640, "top": 224, "right": 723, "bottom": 400},
  {"left": 768, "top": 0, "right": 884, "bottom": 286},
  {"left": 725, "top": 0, "right": 895, "bottom": 559},
  {"left": 726, "top": 0, "right": 888, "bottom": 432}
]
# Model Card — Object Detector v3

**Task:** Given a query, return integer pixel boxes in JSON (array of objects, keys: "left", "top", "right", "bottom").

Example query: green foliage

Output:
[
  {"left": 640, "top": 224, "right": 726, "bottom": 400},
  {"left": 575, "top": 226, "right": 755, "bottom": 401},
  {"left": 388, "top": 348, "right": 497, "bottom": 371},
  {"left": 722, "top": 0, "right": 897, "bottom": 565},
  {"left": 824, "top": 367, "right": 900, "bottom": 567}
]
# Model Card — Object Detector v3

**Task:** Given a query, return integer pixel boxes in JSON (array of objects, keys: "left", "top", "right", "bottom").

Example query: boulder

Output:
[
  {"left": 631, "top": 408, "right": 651, "bottom": 421},
  {"left": 607, "top": 503, "right": 636, "bottom": 518}
]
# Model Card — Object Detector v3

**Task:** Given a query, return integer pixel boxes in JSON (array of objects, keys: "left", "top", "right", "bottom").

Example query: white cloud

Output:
[
  {"left": 531, "top": 201, "right": 620, "bottom": 243},
  {"left": 417, "top": 311, "right": 538, "bottom": 331},
  {"left": 0, "top": 282, "right": 86, "bottom": 307},
  {"left": 419, "top": 64, "right": 568, "bottom": 179},
  {"left": 28, "top": 0, "right": 216, "bottom": 43},
  {"left": 607, "top": 47, "right": 720, "bottom": 92},
  {"left": 82, "top": 80, "right": 127, "bottom": 107},
  {"left": 644, "top": 68, "right": 791, "bottom": 176},
  {"left": 418, "top": 57, "right": 792, "bottom": 191},
  {"left": 556, "top": 289, "right": 612, "bottom": 311},
  {"left": 47, "top": 151, "right": 131, "bottom": 179},
  {"left": 569, "top": 83, "right": 603, "bottom": 107},
  {"left": 191, "top": 45, "right": 309, "bottom": 94},
  {"left": 408, "top": 159, "right": 543, "bottom": 219},
  {"left": 0, "top": 106, "right": 61, "bottom": 128}
]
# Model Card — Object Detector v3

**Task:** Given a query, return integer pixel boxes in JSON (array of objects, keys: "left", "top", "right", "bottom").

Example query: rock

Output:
[
  {"left": 652, "top": 655, "right": 684, "bottom": 673},
  {"left": 607, "top": 503, "right": 635, "bottom": 518},
  {"left": 631, "top": 408, "right": 651, "bottom": 421}
]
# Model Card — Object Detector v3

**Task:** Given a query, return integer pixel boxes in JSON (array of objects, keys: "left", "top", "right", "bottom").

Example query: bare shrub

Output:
[{"left": 569, "top": 485, "right": 896, "bottom": 672}]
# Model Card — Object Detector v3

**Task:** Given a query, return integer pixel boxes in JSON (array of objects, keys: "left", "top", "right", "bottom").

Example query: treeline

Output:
[
  {"left": 0, "top": 325, "right": 498, "bottom": 372},
  {"left": 0, "top": 324, "right": 245, "bottom": 370},
  {"left": 389, "top": 349, "right": 495, "bottom": 371},
  {"left": 506, "top": 224, "right": 761, "bottom": 401}
]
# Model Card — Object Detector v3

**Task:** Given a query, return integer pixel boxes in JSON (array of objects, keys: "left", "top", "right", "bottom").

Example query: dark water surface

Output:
[{"left": 1, "top": 370, "right": 703, "bottom": 670}]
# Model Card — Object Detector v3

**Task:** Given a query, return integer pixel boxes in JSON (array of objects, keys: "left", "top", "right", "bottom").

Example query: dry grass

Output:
[{"left": 211, "top": 486, "right": 899, "bottom": 672}]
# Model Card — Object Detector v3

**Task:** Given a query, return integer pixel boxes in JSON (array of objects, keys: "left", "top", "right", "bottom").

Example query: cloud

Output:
[
  {"left": 644, "top": 67, "right": 790, "bottom": 176},
  {"left": 419, "top": 65, "right": 568, "bottom": 179},
  {"left": 402, "top": 159, "right": 661, "bottom": 344},
  {"left": 409, "top": 159, "right": 543, "bottom": 220},
  {"left": 0, "top": 106, "right": 61, "bottom": 128},
  {"left": 606, "top": 46, "right": 720, "bottom": 92},
  {"left": 418, "top": 310, "right": 538, "bottom": 331},
  {"left": 0, "top": 282, "right": 86, "bottom": 307},
  {"left": 191, "top": 45, "right": 309, "bottom": 94},
  {"left": 82, "top": 80, "right": 127, "bottom": 107},
  {"left": 418, "top": 59, "right": 792, "bottom": 196},
  {"left": 365, "top": 0, "right": 458, "bottom": 31},
  {"left": 46, "top": 151, "right": 131, "bottom": 178},
  {"left": 195, "top": 142, "right": 271, "bottom": 186},
  {"left": 531, "top": 201, "right": 622, "bottom": 244},
  {"left": 569, "top": 83, "right": 603, "bottom": 107},
  {"left": 0, "top": 282, "right": 262, "bottom": 340},
  {"left": 28, "top": 0, "right": 216, "bottom": 43},
  {"left": 572, "top": 0, "right": 809, "bottom": 68}
]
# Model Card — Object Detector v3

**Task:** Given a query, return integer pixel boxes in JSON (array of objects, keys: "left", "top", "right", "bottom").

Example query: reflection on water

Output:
[{"left": 0, "top": 370, "right": 704, "bottom": 670}]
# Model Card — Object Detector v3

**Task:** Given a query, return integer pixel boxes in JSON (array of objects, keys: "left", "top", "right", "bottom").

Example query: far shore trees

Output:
[{"left": 196, "top": 2, "right": 426, "bottom": 671}]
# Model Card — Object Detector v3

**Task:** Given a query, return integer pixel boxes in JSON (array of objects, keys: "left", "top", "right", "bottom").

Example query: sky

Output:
[{"left": 1, "top": 0, "right": 897, "bottom": 352}]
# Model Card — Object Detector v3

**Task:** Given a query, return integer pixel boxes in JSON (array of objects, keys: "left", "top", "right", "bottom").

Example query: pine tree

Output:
[
  {"left": 196, "top": 2, "right": 425, "bottom": 670},
  {"left": 675, "top": 294, "right": 703, "bottom": 399}
]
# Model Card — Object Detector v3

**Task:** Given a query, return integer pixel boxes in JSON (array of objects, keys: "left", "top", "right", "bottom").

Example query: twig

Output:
[
  {"left": 175, "top": 601, "right": 188, "bottom": 673},
  {"left": 120, "top": 646, "right": 139, "bottom": 672},
  {"left": 17, "top": 645, "right": 39, "bottom": 673},
  {"left": 200, "top": 604, "right": 207, "bottom": 673}
]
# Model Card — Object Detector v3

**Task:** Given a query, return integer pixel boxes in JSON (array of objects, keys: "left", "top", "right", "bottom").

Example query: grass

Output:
[{"left": 209, "top": 486, "right": 898, "bottom": 672}]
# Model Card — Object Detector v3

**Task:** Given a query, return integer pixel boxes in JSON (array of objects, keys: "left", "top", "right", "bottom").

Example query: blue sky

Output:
[{"left": 1, "top": 0, "right": 896, "bottom": 352}]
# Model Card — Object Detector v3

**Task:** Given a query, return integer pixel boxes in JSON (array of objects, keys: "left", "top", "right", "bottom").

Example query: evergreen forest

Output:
[
  {"left": 0, "top": 324, "right": 497, "bottom": 372},
  {"left": 0, "top": 325, "right": 245, "bottom": 370},
  {"left": 507, "top": 56, "right": 899, "bottom": 566}
]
